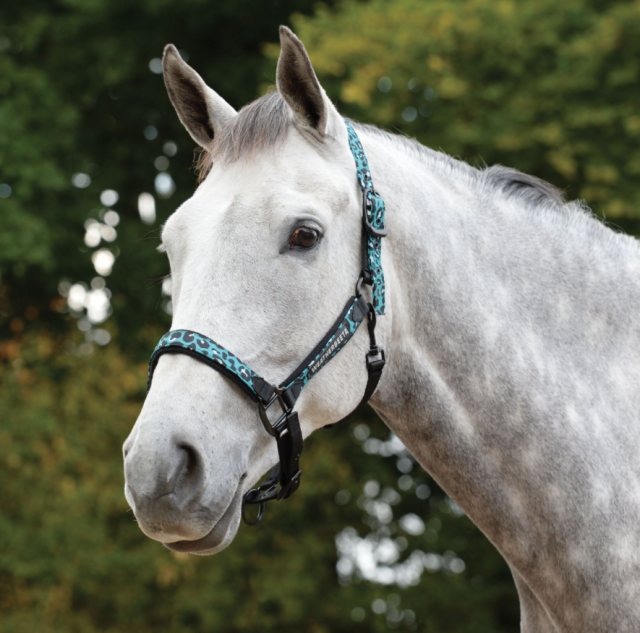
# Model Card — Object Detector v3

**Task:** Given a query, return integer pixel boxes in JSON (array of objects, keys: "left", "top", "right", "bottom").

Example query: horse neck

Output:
[{"left": 360, "top": 128, "right": 640, "bottom": 625}]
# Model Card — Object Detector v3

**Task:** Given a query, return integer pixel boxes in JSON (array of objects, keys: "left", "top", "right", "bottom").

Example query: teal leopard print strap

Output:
[
  {"left": 148, "top": 329, "right": 276, "bottom": 403},
  {"left": 148, "top": 296, "right": 368, "bottom": 406},
  {"left": 281, "top": 296, "right": 367, "bottom": 400},
  {"left": 345, "top": 121, "right": 386, "bottom": 315}
]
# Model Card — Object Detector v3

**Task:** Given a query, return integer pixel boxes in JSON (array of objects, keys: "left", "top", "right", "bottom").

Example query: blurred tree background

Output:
[{"left": 1, "top": 0, "right": 638, "bottom": 631}]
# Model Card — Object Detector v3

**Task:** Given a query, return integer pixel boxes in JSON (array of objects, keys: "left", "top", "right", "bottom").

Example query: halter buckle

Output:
[
  {"left": 363, "top": 190, "right": 387, "bottom": 237},
  {"left": 258, "top": 389, "right": 290, "bottom": 437},
  {"left": 366, "top": 346, "right": 386, "bottom": 372}
]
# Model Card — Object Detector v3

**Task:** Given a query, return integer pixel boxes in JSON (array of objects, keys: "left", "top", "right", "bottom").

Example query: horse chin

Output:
[{"left": 163, "top": 483, "right": 243, "bottom": 556}]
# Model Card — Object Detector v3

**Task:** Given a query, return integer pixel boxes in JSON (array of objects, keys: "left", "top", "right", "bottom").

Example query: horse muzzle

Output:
[{"left": 123, "top": 429, "right": 242, "bottom": 551}]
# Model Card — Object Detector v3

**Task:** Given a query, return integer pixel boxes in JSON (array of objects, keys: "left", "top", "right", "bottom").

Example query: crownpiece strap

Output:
[{"left": 345, "top": 121, "right": 386, "bottom": 315}]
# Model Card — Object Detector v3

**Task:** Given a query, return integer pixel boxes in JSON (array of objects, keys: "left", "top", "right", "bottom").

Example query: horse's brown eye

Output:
[{"left": 289, "top": 226, "right": 320, "bottom": 250}]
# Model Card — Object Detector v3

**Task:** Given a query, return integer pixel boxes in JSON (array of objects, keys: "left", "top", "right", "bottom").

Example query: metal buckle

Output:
[
  {"left": 366, "top": 347, "right": 386, "bottom": 372},
  {"left": 362, "top": 190, "right": 387, "bottom": 237},
  {"left": 258, "top": 390, "right": 289, "bottom": 437}
]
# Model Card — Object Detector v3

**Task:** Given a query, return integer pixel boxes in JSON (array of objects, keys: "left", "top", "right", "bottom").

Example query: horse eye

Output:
[{"left": 289, "top": 226, "right": 320, "bottom": 250}]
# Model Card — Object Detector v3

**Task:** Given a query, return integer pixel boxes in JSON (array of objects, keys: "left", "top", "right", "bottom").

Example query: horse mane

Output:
[
  {"left": 483, "top": 165, "right": 565, "bottom": 207},
  {"left": 195, "top": 92, "right": 564, "bottom": 212},
  {"left": 356, "top": 123, "right": 565, "bottom": 209}
]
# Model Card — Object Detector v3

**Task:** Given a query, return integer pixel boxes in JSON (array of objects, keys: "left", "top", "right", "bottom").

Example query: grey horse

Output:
[{"left": 124, "top": 27, "right": 640, "bottom": 632}]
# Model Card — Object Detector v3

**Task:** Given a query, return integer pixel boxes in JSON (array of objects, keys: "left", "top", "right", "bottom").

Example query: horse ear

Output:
[
  {"left": 162, "top": 44, "right": 237, "bottom": 149},
  {"left": 276, "top": 26, "right": 341, "bottom": 137}
]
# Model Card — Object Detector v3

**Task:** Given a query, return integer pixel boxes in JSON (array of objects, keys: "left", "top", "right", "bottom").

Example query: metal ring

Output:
[{"left": 242, "top": 497, "right": 265, "bottom": 525}]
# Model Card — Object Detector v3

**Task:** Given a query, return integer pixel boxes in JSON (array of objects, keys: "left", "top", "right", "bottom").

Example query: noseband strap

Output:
[{"left": 147, "top": 120, "right": 386, "bottom": 524}]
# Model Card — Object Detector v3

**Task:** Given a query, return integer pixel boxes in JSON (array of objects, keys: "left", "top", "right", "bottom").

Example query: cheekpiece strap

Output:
[
  {"left": 148, "top": 329, "right": 277, "bottom": 405},
  {"left": 281, "top": 295, "right": 368, "bottom": 401},
  {"left": 345, "top": 121, "right": 386, "bottom": 315}
]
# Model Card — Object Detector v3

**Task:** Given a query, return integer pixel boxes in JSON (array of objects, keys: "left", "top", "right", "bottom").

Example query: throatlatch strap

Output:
[
  {"left": 148, "top": 330, "right": 276, "bottom": 404},
  {"left": 358, "top": 303, "right": 385, "bottom": 407},
  {"left": 345, "top": 121, "right": 386, "bottom": 316}
]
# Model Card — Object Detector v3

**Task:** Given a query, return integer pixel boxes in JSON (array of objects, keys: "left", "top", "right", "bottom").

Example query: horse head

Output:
[{"left": 123, "top": 27, "right": 389, "bottom": 554}]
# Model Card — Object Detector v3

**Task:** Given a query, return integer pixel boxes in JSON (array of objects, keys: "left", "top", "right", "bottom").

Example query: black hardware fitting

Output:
[
  {"left": 366, "top": 347, "right": 386, "bottom": 372},
  {"left": 242, "top": 410, "right": 303, "bottom": 523},
  {"left": 363, "top": 190, "right": 388, "bottom": 237},
  {"left": 257, "top": 390, "right": 289, "bottom": 437},
  {"left": 360, "top": 268, "right": 373, "bottom": 287}
]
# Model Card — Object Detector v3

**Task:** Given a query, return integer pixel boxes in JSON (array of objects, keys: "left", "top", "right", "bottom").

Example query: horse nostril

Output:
[
  {"left": 178, "top": 443, "right": 199, "bottom": 479},
  {"left": 124, "top": 435, "right": 206, "bottom": 506}
]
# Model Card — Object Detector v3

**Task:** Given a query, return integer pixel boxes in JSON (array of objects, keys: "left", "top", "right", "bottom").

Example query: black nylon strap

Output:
[
  {"left": 274, "top": 412, "right": 303, "bottom": 498},
  {"left": 327, "top": 302, "right": 385, "bottom": 427},
  {"left": 359, "top": 351, "right": 385, "bottom": 408},
  {"left": 242, "top": 411, "right": 303, "bottom": 523},
  {"left": 281, "top": 295, "right": 368, "bottom": 399},
  {"left": 359, "top": 302, "right": 385, "bottom": 406}
]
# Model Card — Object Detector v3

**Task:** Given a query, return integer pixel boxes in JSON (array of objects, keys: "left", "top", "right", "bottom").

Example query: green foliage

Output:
[
  {"left": 0, "top": 0, "right": 328, "bottom": 349},
  {"left": 290, "top": 0, "right": 640, "bottom": 226},
  {"left": 3, "top": 0, "right": 640, "bottom": 631},
  {"left": 1, "top": 339, "right": 517, "bottom": 632}
]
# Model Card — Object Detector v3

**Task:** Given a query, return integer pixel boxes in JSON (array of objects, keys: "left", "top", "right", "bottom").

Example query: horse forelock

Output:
[{"left": 196, "top": 92, "right": 291, "bottom": 181}]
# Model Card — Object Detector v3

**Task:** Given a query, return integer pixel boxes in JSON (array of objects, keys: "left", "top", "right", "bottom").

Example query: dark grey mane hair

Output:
[
  {"left": 195, "top": 92, "right": 564, "bottom": 211},
  {"left": 483, "top": 165, "right": 565, "bottom": 207}
]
